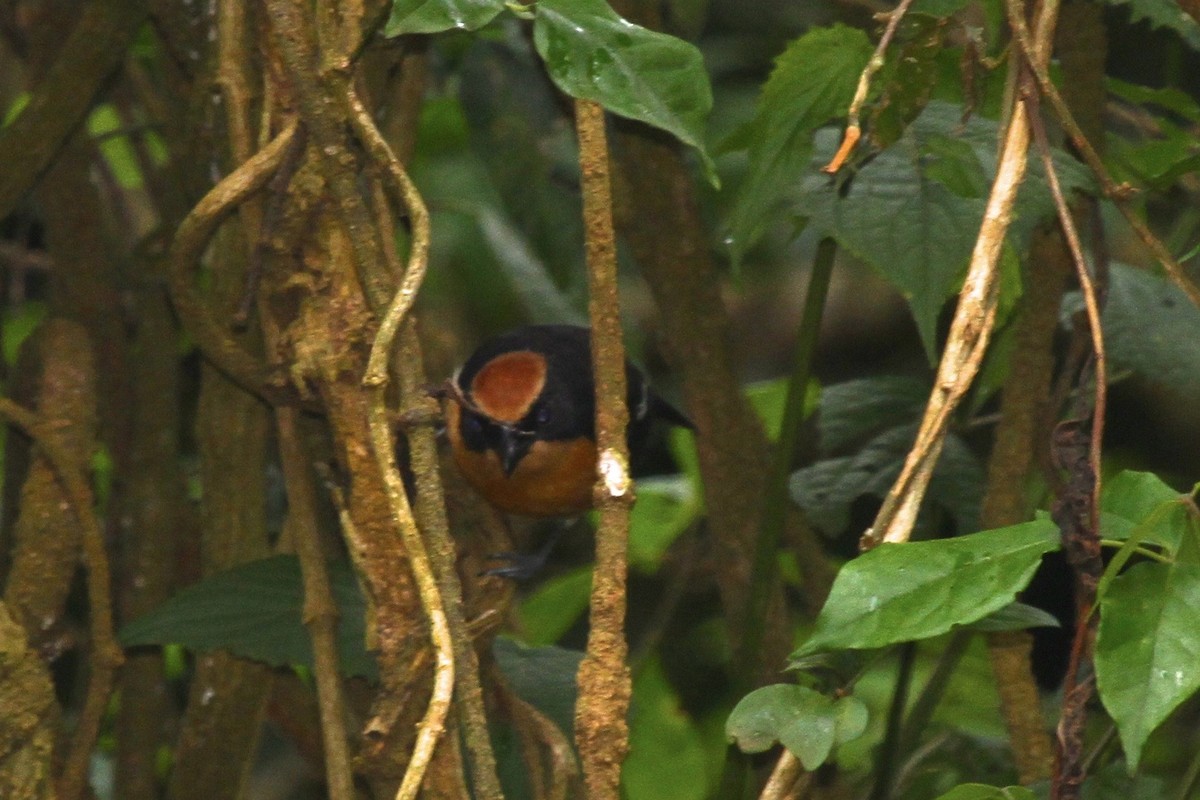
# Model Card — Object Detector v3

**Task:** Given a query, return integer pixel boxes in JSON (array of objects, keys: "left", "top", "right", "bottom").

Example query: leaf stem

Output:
[
  {"left": 869, "top": 643, "right": 918, "bottom": 800},
  {"left": 824, "top": 0, "right": 920, "bottom": 173},
  {"left": 898, "top": 630, "right": 972, "bottom": 747},
  {"left": 738, "top": 237, "right": 837, "bottom": 688}
]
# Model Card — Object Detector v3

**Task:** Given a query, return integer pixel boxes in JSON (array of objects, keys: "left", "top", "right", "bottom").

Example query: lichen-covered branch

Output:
[
  {"left": 0, "top": 397, "right": 122, "bottom": 800},
  {"left": 573, "top": 97, "right": 633, "bottom": 800}
]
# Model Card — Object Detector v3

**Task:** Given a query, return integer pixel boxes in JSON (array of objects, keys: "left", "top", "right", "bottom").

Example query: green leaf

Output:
[
  {"left": 793, "top": 520, "right": 1060, "bottom": 655},
  {"left": 517, "top": 566, "right": 592, "bottom": 646},
  {"left": 384, "top": 0, "right": 506, "bottom": 34},
  {"left": 2, "top": 301, "right": 47, "bottom": 367},
  {"left": 1095, "top": 560, "right": 1200, "bottom": 770},
  {"left": 723, "top": 25, "right": 873, "bottom": 265},
  {"left": 1106, "top": 77, "right": 1200, "bottom": 122},
  {"left": 493, "top": 637, "right": 582, "bottom": 738},
  {"left": 746, "top": 378, "right": 821, "bottom": 442},
  {"left": 790, "top": 423, "right": 984, "bottom": 537},
  {"left": 1080, "top": 762, "right": 1169, "bottom": 799},
  {"left": 932, "top": 785, "right": 1036, "bottom": 800},
  {"left": 88, "top": 104, "right": 143, "bottom": 190},
  {"left": 816, "top": 376, "right": 930, "bottom": 454},
  {"left": 725, "top": 684, "right": 868, "bottom": 770},
  {"left": 1101, "top": 469, "right": 1194, "bottom": 553},
  {"left": 967, "top": 601, "right": 1060, "bottom": 632},
  {"left": 532, "top": 0, "right": 715, "bottom": 179},
  {"left": 120, "top": 556, "right": 376, "bottom": 679},
  {"left": 1111, "top": 119, "right": 1200, "bottom": 189},
  {"left": 2, "top": 91, "right": 31, "bottom": 127},
  {"left": 626, "top": 656, "right": 710, "bottom": 799},
  {"left": 799, "top": 102, "right": 1091, "bottom": 359},
  {"left": 629, "top": 477, "right": 699, "bottom": 571},
  {"left": 1069, "top": 263, "right": 1200, "bottom": 403},
  {"left": 1097, "top": 0, "right": 1200, "bottom": 50},
  {"left": 868, "top": 14, "right": 945, "bottom": 151}
]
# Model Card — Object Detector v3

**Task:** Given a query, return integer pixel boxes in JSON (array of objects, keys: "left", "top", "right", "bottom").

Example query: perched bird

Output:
[{"left": 443, "top": 324, "right": 692, "bottom": 517}]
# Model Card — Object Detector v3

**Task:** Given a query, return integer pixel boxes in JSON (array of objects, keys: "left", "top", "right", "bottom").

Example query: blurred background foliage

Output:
[{"left": 3, "top": 0, "right": 1200, "bottom": 798}]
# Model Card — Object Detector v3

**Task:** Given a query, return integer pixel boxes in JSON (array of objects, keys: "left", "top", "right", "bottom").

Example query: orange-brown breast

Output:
[
  {"left": 447, "top": 401, "right": 597, "bottom": 516},
  {"left": 469, "top": 350, "right": 547, "bottom": 423}
]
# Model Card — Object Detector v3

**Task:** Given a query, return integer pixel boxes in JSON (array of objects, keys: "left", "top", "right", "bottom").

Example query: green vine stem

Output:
[{"left": 738, "top": 237, "right": 837, "bottom": 688}]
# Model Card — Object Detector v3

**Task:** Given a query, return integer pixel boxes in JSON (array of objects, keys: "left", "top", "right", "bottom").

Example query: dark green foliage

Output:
[
  {"left": 119, "top": 556, "right": 378, "bottom": 680},
  {"left": 791, "top": 521, "right": 1060, "bottom": 657}
]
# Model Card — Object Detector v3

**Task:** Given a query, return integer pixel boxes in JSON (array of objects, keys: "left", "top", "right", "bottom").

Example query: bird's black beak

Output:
[{"left": 498, "top": 428, "right": 532, "bottom": 477}]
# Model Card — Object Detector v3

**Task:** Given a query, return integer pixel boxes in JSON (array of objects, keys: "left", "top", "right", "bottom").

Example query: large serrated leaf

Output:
[
  {"left": 816, "top": 376, "right": 931, "bottom": 454},
  {"left": 1098, "top": 0, "right": 1200, "bottom": 50},
  {"left": 790, "top": 423, "right": 984, "bottom": 537},
  {"left": 793, "top": 520, "right": 1060, "bottom": 656},
  {"left": 726, "top": 684, "right": 868, "bottom": 770},
  {"left": 532, "top": 0, "right": 715, "bottom": 179},
  {"left": 723, "top": 25, "right": 873, "bottom": 265},
  {"left": 120, "top": 556, "right": 377, "bottom": 679},
  {"left": 384, "top": 0, "right": 506, "bottom": 35},
  {"left": 1095, "top": 561, "right": 1200, "bottom": 770},
  {"left": 1066, "top": 263, "right": 1200, "bottom": 403},
  {"left": 797, "top": 101, "right": 1092, "bottom": 360}
]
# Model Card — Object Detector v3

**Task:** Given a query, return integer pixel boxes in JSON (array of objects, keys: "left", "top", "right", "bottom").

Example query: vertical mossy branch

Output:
[
  {"left": 573, "top": 97, "right": 633, "bottom": 800},
  {"left": 979, "top": 229, "right": 1071, "bottom": 783}
]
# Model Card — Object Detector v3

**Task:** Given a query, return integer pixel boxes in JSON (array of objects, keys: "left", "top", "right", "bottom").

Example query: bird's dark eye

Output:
[
  {"left": 535, "top": 404, "right": 552, "bottom": 427},
  {"left": 461, "top": 411, "right": 484, "bottom": 438}
]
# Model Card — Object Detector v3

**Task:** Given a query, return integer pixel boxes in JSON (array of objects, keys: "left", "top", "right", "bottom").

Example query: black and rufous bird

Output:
[{"left": 443, "top": 324, "right": 692, "bottom": 517}]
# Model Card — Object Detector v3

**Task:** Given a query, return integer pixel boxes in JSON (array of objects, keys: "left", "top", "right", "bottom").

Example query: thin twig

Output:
[
  {"left": 822, "top": 0, "right": 919, "bottom": 173},
  {"left": 351, "top": 77, "right": 455, "bottom": 800},
  {"left": 0, "top": 397, "right": 123, "bottom": 800},
  {"left": 573, "top": 97, "right": 633, "bottom": 800},
  {"left": 167, "top": 119, "right": 299, "bottom": 399},
  {"left": 1005, "top": 0, "right": 1200, "bottom": 309},
  {"left": 371, "top": 147, "right": 504, "bottom": 800},
  {"left": 364, "top": 289, "right": 454, "bottom": 800},
  {"left": 351, "top": 89, "right": 429, "bottom": 389},
  {"left": 1027, "top": 88, "right": 1106, "bottom": 525},
  {"left": 276, "top": 407, "right": 355, "bottom": 800},
  {"left": 869, "top": 643, "right": 918, "bottom": 800},
  {"left": 863, "top": 0, "right": 1060, "bottom": 548},
  {"left": 759, "top": 750, "right": 804, "bottom": 800}
]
